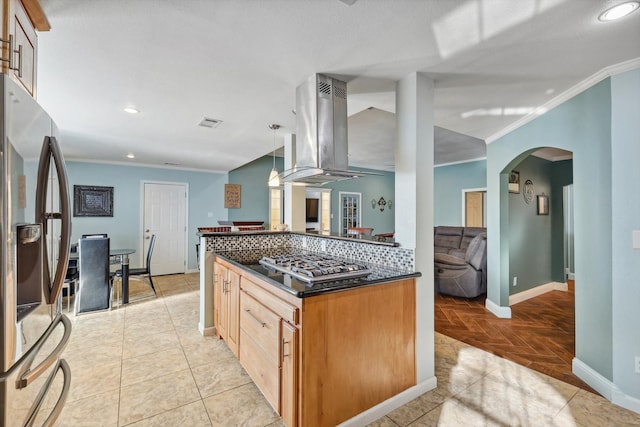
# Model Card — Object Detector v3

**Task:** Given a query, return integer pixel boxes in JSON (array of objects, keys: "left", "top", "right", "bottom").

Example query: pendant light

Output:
[{"left": 267, "top": 124, "right": 281, "bottom": 187}]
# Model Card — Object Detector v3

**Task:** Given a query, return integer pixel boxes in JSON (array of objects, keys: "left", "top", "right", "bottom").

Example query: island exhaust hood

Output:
[{"left": 281, "top": 74, "right": 380, "bottom": 185}]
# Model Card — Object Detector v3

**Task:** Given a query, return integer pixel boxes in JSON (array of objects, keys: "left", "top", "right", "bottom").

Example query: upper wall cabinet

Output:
[{"left": 1, "top": 0, "right": 50, "bottom": 97}]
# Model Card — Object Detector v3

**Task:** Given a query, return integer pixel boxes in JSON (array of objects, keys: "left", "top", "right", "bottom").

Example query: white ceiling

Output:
[{"left": 35, "top": 0, "right": 640, "bottom": 171}]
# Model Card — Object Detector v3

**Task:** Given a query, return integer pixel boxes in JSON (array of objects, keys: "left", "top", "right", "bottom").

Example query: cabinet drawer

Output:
[
  {"left": 240, "top": 291, "right": 280, "bottom": 364},
  {"left": 239, "top": 329, "right": 279, "bottom": 411},
  {"left": 240, "top": 277, "right": 299, "bottom": 325}
]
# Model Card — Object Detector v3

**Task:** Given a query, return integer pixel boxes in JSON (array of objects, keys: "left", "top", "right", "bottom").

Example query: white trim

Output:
[
  {"left": 509, "top": 281, "right": 568, "bottom": 306},
  {"left": 485, "top": 298, "right": 512, "bottom": 318},
  {"left": 612, "top": 387, "right": 640, "bottom": 415},
  {"left": 336, "top": 377, "right": 438, "bottom": 427},
  {"left": 65, "top": 157, "right": 227, "bottom": 174},
  {"left": 461, "top": 187, "right": 487, "bottom": 227},
  {"left": 198, "top": 324, "right": 216, "bottom": 337},
  {"left": 486, "top": 57, "right": 640, "bottom": 144},
  {"left": 434, "top": 156, "right": 487, "bottom": 168},
  {"left": 573, "top": 357, "right": 640, "bottom": 414}
]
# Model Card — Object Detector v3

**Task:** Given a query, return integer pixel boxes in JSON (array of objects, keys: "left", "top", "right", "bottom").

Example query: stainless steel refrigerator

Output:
[{"left": 0, "top": 75, "right": 72, "bottom": 425}]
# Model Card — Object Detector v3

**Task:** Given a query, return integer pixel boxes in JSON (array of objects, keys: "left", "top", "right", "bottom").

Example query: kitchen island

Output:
[
  {"left": 198, "top": 231, "right": 420, "bottom": 426},
  {"left": 214, "top": 250, "right": 418, "bottom": 427}
]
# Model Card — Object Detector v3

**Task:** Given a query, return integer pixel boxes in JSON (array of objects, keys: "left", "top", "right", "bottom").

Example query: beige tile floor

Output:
[{"left": 55, "top": 274, "right": 640, "bottom": 427}]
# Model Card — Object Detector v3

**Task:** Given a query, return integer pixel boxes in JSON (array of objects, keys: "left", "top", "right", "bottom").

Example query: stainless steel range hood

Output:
[{"left": 282, "top": 74, "right": 380, "bottom": 184}]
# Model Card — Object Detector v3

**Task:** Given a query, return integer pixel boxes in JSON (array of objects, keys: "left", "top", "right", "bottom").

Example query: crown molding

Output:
[{"left": 486, "top": 57, "right": 640, "bottom": 144}]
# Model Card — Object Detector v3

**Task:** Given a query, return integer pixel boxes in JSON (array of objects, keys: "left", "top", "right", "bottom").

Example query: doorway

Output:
[
  {"left": 142, "top": 182, "right": 187, "bottom": 275},
  {"left": 339, "top": 192, "right": 361, "bottom": 235},
  {"left": 462, "top": 188, "right": 486, "bottom": 227}
]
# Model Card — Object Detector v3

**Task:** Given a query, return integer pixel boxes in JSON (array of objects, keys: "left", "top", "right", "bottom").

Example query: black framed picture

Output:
[
  {"left": 537, "top": 194, "right": 549, "bottom": 215},
  {"left": 74, "top": 185, "right": 114, "bottom": 217}
]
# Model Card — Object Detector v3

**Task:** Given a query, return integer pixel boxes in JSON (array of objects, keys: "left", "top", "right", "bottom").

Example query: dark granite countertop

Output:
[
  {"left": 198, "top": 230, "right": 399, "bottom": 247},
  {"left": 214, "top": 248, "right": 420, "bottom": 298}
]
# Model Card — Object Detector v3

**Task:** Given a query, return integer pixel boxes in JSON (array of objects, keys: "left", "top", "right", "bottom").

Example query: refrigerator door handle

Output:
[
  {"left": 35, "top": 135, "right": 71, "bottom": 304},
  {"left": 23, "top": 358, "right": 71, "bottom": 427},
  {"left": 16, "top": 313, "right": 71, "bottom": 389}
]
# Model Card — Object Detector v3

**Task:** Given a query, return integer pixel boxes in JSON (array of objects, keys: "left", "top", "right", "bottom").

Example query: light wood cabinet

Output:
[
  {"left": 239, "top": 275, "right": 298, "bottom": 415},
  {"left": 213, "top": 261, "right": 240, "bottom": 356},
  {"left": 280, "top": 321, "right": 298, "bottom": 427},
  {"left": 213, "top": 256, "right": 416, "bottom": 427},
  {"left": 1, "top": 0, "right": 49, "bottom": 98}
]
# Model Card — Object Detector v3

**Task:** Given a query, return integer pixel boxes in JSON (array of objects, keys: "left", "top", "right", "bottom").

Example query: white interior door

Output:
[{"left": 143, "top": 182, "right": 187, "bottom": 275}]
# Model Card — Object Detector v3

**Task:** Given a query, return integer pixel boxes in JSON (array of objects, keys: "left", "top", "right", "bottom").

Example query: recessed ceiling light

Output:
[
  {"left": 124, "top": 107, "right": 139, "bottom": 114},
  {"left": 598, "top": 1, "right": 639, "bottom": 21},
  {"left": 127, "top": 153, "right": 135, "bottom": 159}
]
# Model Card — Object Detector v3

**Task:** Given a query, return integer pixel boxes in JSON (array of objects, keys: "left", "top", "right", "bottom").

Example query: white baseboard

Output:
[
  {"left": 509, "top": 281, "right": 568, "bottom": 306},
  {"left": 573, "top": 358, "right": 640, "bottom": 414},
  {"left": 337, "top": 377, "right": 438, "bottom": 426},
  {"left": 485, "top": 298, "right": 512, "bottom": 318},
  {"left": 198, "top": 323, "right": 216, "bottom": 337}
]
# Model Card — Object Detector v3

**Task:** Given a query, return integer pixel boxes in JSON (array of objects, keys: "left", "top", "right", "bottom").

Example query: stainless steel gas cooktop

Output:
[{"left": 259, "top": 253, "right": 370, "bottom": 283}]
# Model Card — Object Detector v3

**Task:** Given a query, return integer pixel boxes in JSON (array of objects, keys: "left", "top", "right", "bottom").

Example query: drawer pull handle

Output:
[
  {"left": 282, "top": 339, "right": 291, "bottom": 361},
  {"left": 245, "top": 309, "right": 266, "bottom": 327}
]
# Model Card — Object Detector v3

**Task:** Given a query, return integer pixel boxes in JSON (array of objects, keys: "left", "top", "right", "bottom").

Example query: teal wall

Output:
[
  {"left": 325, "top": 168, "right": 395, "bottom": 235},
  {"left": 25, "top": 161, "right": 228, "bottom": 271},
  {"left": 507, "top": 155, "right": 568, "bottom": 295},
  {"left": 228, "top": 155, "right": 284, "bottom": 225},
  {"left": 610, "top": 69, "right": 640, "bottom": 400},
  {"left": 228, "top": 160, "right": 395, "bottom": 236},
  {"left": 487, "top": 79, "right": 614, "bottom": 383},
  {"left": 550, "top": 160, "right": 573, "bottom": 280},
  {"left": 434, "top": 159, "right": 486, "bottom": 226}
]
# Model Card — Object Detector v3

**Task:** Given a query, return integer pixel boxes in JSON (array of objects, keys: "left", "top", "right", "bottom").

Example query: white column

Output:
[
  {"left": 396, "top": 72, "right": 435, "bottom": 384},
  {"left": 283, "top": 134, "right": 306, "bottom": 231}
]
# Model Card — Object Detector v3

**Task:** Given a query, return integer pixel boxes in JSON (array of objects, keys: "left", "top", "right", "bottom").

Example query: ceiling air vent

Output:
[{"left": 198, "top": 117, "right": 222, "bottom": 128}]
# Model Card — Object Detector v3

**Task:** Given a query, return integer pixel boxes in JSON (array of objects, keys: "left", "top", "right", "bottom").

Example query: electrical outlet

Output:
[
  {"left": 301, "top": 236, "right": 307, "bottom": 249},
  {"left": 635, "top": 356, "right": 640, "bottom": 374},
  {"left": 512, "top": 277, "right": 518, "bottom": 287},
  {"left": 321, "top": 240, "right": 327, "bottom": 252}
]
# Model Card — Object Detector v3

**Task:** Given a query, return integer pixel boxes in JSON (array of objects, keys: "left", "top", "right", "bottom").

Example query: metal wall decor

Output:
[
  {"left": 371, "top": 197, "right": 392, "bottom": 212},
  {"left": 74, "top": 185, "right": 113, "bottom": 217},
  {"left": 523, "top": 179, "right": 535, "bottom": 204}
]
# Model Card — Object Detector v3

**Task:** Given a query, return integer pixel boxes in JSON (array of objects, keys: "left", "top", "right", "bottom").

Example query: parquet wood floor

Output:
[{"left": 435, "top": 280, "right": 597, "bottom": 393}]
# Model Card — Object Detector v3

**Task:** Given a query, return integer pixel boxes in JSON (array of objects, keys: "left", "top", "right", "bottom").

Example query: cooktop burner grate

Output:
[{"left": 259, "top": 253, "right": 370, "bottom": 283}]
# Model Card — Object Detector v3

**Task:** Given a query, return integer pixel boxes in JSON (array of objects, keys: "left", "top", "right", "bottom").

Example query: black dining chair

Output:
[
  {"left": 116, "top": 234, "right": 157, "bottom": 296},
  {"left": 76, "top": 236, "right": 111, "bottom": 314}
]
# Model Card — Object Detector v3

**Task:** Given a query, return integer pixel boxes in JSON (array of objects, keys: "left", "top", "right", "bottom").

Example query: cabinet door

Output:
[
  {"left": 226, "top": 268, "right": 241, "bottom": 357},
  {"left": 213, "top": 263, "right": 224, "bottom": 339},
  {"left": 216, "top": 265, "right": 229, "bottom": 341},
  {"left": 13, "top": 0, "right": 37, "bottom": 96},
  {"left": 281, "top": 321, "right": 298, "bottom": 427}
]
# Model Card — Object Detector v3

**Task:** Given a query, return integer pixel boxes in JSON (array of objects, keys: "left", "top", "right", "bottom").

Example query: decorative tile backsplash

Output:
[{"left": 202, "top": 233, "right": 415, "bottom": 271}]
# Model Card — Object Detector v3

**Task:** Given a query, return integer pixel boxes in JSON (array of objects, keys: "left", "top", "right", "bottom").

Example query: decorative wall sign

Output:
[
  {"left": 74, "top": 185, "right": 113, "bottom": 217},
  {"left": 523, "top": 179, "right": 535, "bottom": 204},
  {"left": 537, "top": 194, "right": 549, "bottom": 215},
  {"left": 508, "top": 170, "right": 520, "bottom": 193},
  {"left": 224, "top": 184, "right": 241, "bottom": 208}
]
